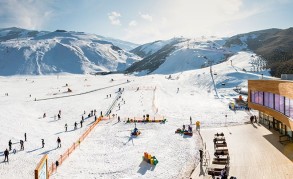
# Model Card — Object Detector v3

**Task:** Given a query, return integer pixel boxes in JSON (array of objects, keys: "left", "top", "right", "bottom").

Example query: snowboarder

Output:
[
  {"left": 4, "top": 149, "right": 9, "bottom": 162},
  {"left": 24, "top": 133, "right": 27, "bottom": 142},
  {"left": 80, "top": 120, "right": 83, "bottom": 128},
  {"left": 20, "top": 140, "right": 24, "bottom": 150},
  {"left": 118, "top": 116, "right": 120, "bottom": 122},
  {"left": 57, "top": 137, "right": 61, "bottom": 148},
  {"left": 65, "top": 123, "right": 68, "bottom": 132},
  {"left": 42, "top": 139, "right": 45, "bottom": 148},
  {"left": 8, "top": 140, "right": 12, "bottom": 151}
]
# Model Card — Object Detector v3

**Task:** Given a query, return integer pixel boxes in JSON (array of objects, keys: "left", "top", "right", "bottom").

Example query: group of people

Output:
[{"left": 3, "top": 132, "right": 62, "bottom": 162}]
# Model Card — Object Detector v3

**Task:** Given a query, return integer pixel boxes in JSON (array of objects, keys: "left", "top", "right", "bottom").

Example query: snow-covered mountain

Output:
[
  {"left": 0, "top": 27, "right": 140, "bottom": 75},
  {"left": 127, "top": 36, "right": 234, "bottom": 75}
]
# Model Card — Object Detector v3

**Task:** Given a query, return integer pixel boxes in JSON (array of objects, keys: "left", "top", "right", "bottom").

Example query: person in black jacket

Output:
[
  {"left": 57, "top": 137, "right": 61, "bottom": 148},
  {"left": 8, "top": 140, "right": 12, "bottom": 151},
  {"left": 4, "top": 149, "right": 9, "bottom": 162}
]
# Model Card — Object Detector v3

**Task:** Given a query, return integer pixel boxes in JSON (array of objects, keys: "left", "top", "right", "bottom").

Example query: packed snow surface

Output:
[{"left": 0, "top": 51, "right": 272, "bottom": 178}]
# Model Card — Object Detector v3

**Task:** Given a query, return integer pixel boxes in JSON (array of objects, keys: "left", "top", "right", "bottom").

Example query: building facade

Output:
[{"left": 248, "top": 80, "right": 293, "bottom": 137}]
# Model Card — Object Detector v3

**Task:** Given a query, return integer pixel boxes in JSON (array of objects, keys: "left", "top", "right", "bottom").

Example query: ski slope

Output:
[{"left": 0, "top": 51, "right": 270, "bottom": 178}]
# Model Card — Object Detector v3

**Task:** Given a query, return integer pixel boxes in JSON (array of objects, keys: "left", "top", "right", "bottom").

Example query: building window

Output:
[
  {"left": 258, "top": 91, "right": 264, "bottom": 105},
  {"left": 264, "top": 92, "right": 269, "bottom": 107},
  {"left": 269, "top": 93, "right": 274, "bottom": 109},
  {"left": 275, "top": 94, "right": 280, "bottom": 112},
  {"left": 280, "top": 96, "right": 285, "bottom": 114},
  {"left": 285, "top": 97, "right": 290, "bottom": 117},
  {"left": 290, "top": 99, "right": 293, "bottom": 120}
]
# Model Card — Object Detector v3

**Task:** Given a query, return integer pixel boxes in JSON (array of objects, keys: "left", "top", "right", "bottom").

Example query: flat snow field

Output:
[{"left": 0, "top": 51, "right": 269, "bottom": 178}]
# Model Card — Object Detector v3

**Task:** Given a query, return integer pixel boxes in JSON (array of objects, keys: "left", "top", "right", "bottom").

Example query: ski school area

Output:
[{"left": 0, "top": 53, "right": 268, "bottom": 178}]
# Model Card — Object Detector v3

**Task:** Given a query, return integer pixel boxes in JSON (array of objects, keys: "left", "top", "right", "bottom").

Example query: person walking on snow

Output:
[
  {"left": 190, "top": 116, "right": 192, "bottom": 125},
  {"left": 20, "top": 140, "right": 24, "bottom": 150},
  {"left": 42, "top": 139, "right": 45, "bottom": 148},
  {"left": 80, "top": 120, "right": 83, "bottom": 128},
  {"left": 4, "top": 149, "right": 9, "bottom": 162},
  {"left": 8, "top": 140, "right": 12, "bottom": 151},
  {"left": 74, "top": 122, "right": 77, "bottom": 130},
  {"left": 118, "top": 116, "right": 120, "bottom": 122},
  {"left": 24, "top": 133, "right": 27, "bottom": 142},
  {"left": 65, "top": 123, "right": 68, "bottom": 132},
  {"left": 57, "top": 137, "right": 61, "bottom": 148}
]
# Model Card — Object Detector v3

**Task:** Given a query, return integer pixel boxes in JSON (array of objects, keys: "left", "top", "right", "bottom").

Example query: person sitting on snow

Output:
[{"left": 188, "top": 125, "right": 192, "bottom": 132}]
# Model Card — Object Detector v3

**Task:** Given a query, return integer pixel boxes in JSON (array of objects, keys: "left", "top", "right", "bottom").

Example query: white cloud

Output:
[
  {"left": 129, "top": 20, "right": 137, "bottom": 27},
  {"left": 108, "top": 11, "right": 121, "bottom": 25},
  {"left": 0, "top": 0, "right": 54, "bottom": 29},
  {"left": 139, "top": 12, "right": 153, "bottom": 22}
]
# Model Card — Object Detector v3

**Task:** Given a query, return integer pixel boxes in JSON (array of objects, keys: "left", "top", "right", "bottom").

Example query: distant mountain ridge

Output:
[
  {"left": 0, "top": 27, "right": 292, "bottom": 76},
  {"left": 0, "top": 27, "right": 140, "bottom": 75},
  {"left": 224, "top": 28, "right": 293, "bottom": 77}
]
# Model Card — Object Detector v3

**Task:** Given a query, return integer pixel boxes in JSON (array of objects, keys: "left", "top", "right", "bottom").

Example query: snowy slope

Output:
[
  {"left": 128, "top": 37, "right": 235, "bottom": 75},
  {"left": 0, "top": 28, "right": 141, "bottom": 75},
  {"left": 0, "top": 49, "right": 272, "bottom": 178}
]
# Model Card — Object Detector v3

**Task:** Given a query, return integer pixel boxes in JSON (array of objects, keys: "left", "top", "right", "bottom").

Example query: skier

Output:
[
  {"left": 42, "top": 139, "right": 45, "bottom": 148},
  {"left": 8, "top": 140, "right": 12, "bottom": 151},
  {"left": 4, "top": 149, "right": 9, "bottom": 162},
  {"left": 24, "top": 133, "right": 27, "bottom": 142},
  {"left": 65, "top": 123, "right": 68, "bottom": 132},
  {"left": 80, "top": 120, "right": 83, "bottom": 128},
  {"left": 57, "top": 137, "right": 61, "bottom": 148},
  {"left": 20, "top": 140, "right": 24, "bottom": 150}
]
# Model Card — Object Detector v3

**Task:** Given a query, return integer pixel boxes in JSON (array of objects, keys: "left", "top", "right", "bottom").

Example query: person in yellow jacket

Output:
[{"left": 196, "top": 121, "right": 200, "bottom": 131}]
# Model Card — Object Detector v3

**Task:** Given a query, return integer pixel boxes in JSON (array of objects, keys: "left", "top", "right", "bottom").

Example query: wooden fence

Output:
[{"left": 48, "top": 116, "right": 103, "bottom": 176}]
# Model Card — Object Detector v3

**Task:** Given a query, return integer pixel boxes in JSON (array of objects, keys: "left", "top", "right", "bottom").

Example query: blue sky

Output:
[{"left": 0, "top": 0, "right": 292, "bottom": 44}]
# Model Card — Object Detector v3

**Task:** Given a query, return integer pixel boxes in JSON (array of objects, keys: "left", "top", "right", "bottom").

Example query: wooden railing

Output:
[{"left": 48, "top": 116, "right": 103, "bottom": 176}]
